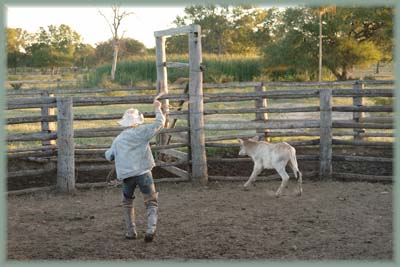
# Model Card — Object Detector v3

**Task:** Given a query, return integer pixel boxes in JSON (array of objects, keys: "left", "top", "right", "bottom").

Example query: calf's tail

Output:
[{"left": 289, "top": 148, "right": 303, "bottom": 195}]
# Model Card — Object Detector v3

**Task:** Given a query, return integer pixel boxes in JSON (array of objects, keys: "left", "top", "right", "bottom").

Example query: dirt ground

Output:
[
  {"left": 7, "top": 179, "right": 392, "bottom": 261},
  {"left": 7, "top": 145, "right": 393, "bottom": 261}
]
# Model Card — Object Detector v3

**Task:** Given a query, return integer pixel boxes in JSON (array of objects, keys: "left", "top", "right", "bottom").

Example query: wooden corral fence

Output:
[
  {"left": 201, "top": 80, "right": 393, "bottom": 183},
  {"left": 6, "top": 79, "right": 394, "bottom": 194},
  {"left": 7, "top": 79, "right": 78, "bottom": 90}
]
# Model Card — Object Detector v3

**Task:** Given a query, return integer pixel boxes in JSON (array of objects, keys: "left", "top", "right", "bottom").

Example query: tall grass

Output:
[{"left": 85, "top": 54, "right": 264, "bottom": 87}]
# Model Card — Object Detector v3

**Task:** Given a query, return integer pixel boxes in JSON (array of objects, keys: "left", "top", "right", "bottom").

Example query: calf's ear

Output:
[{"left": 251, "top": 136, "right": 259, "bottom": 141}]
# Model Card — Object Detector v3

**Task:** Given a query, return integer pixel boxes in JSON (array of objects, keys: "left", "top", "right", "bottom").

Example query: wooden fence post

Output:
[
  {"left": 155, "top": 36, "right": 170, "bottom": 163},
  {"left": 353, "top": 81, "right": 365, "bottom": 141},
  {"left": 56, "top": 97, "right": 75, "bottom": 193},
  {"left": 255, "top": 83, "right": 270, "bottom": 141},
  {"left": 41, "top": 91, "right": 56, "bottom": 146},
  {"left": 188, "top": 25, "right": 208, "bottom": 185},
  {"left": 319, "top": 89, "right": 332, "bottom": 179}
]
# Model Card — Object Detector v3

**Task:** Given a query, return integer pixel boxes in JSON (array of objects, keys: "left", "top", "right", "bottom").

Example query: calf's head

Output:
[
  {"left": 238, "top": 137, "right": 259, "bottom": 156},
  {"left": 238, "top": 139, "right": 247, "bottom": 156}
]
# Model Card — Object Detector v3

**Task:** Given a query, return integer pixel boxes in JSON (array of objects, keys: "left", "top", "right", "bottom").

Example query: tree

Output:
[
  {"left": 6, "top": 28, "right": 30, "bottom": 73},
  {"left": 94, "top": 38, "right": 146, "bottom": 64},
  {"left": 74, "top": 43, "right": 96, "bottom": 68},
  {"left": 99, "top": 5, "right": 133, "bottom": 81},
  {"left": 169, "top": 5, "right": 275, "bottom": 55},
  {"left": 323, "top": 7, "right": 390, "bottom": 79},
  {"left": 26, "top": 24, "right": 82, "bottom": 74},
  {"left": 263, "top": 6, "right": 392, "bottom": 81}
]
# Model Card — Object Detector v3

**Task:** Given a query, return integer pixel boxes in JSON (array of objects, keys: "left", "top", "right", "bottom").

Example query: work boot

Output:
[
  {"left": 144, "top": 204, "right": 158, "bottom": 242},
  {"left": 124, "top": 206, "right": 137, "bottom": 240}
]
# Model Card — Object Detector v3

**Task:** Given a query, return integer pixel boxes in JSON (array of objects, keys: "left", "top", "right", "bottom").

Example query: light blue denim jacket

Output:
[{"left": 105, "top": 107, "right": 165, "bottom": 180}]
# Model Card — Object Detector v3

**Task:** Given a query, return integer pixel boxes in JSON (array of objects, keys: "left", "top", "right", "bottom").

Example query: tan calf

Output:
[{"left": 238, "top": 136, "right": 302, "bottom": 197}]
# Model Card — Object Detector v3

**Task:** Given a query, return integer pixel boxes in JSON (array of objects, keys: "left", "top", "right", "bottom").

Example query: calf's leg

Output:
[
  {"left": 275, "top": 167, "right": 290, "bottom": 197},
  {"left": 288, "top": 160, "right": 303, "bottom": 195},
  {"left": 244, "top": 163, "right": 263, "bottom": 188}
]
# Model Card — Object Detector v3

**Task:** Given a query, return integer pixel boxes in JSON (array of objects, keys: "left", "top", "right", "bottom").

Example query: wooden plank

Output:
[
  {"left": 7, "top": 145, "right": 56, "bottom": 153},
  {"left": 205, "top": 106, "right": 320, "bottom": 115},
  {"left": 207, "top": 155, "right": 319, "bottom": 163},
  {"left": 205, "top": 139, "right": 320, "bottom": 148},
  {"left": 6, "top": 93, "right": 189, "bottom": 110},
  {"left": 7, "top": 85, "right": 155, "bottom": 96},
  {"left": 333, "top": 131, "right": 393, "bottom": 138},
  {"left": 205, "top": 131, "right": 320, "bottom": 142},
  {"left": 7, "top": 151, "right": 55, "bottom": 159},
  {"left": 204, "top": 120, "right": 320, "bottom": 131},
  {"left": 7, "top": 132, "right": 57, "bottom": 142},
  {"left": 7, "top": 96, "right": 57, "bottom": 106},
  {"left": 332, "top": 121, "right": 393, "bottom": 129},
  {"left": 165, "top": 62, "right": 190, "bottom": 68},
  {"left": 361, "top": 117, "right": 392, "bottom": 123},
  {"left": 154, "top": 24, "right": 199, "bottom": 37},
  {"left": 157, "top": 160, "right": 189, "bottom": 179},
  {"left": 333, "top": 106, "right": 393, "bottom": 112},
  {"left": 319, "top": 89, "right": 332, "bottom": 179},
  {"left": 7, "top": 115, "right": 57, "bottom": 125},
  {"left": 332, "top": 139, "right": 393, "bottom": 147},
  {"left": 204, "top": 89, "right": 320, "bottom": 102},
  {"left": 159, "top": 149, "right": 189, "bottom": 161},
  {"left": 332, "top": 88, "right": 393, "bottom": 97},
  {"left": 7, "top": 167, "right": 56, "bottom": 178},
  {"left": 203, "top": 81, "right": 260, "bottom": 89}
]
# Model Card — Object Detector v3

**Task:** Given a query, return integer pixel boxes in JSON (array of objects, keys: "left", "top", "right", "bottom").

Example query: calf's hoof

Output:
[{"left": 243, "top": 186, "right": 250, "bottom": 191}]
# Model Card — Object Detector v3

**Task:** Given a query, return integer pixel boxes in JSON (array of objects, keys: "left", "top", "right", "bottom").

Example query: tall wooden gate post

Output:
[
  {"left": 155, "top": 36, "right": 170, "bottom": 147},
  {"left": 319, "top": 89, "right": 332, "bottom": 179},
  {"left": 56, "top": 97, "right": 75, "bottom": 192},
  {"left": 255, "top": 83, "right": 270, "bottom": 141},
  {"left": 188, "top": 25, "right": 208, "bottom": 185},
  {"left": 353, "top": 81, "right": 366, "bottom": 141}
]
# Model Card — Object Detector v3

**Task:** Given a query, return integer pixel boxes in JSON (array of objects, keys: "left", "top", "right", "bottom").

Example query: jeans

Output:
[{"left": 122, "top": 172, "right": 157, "bottom": 205}]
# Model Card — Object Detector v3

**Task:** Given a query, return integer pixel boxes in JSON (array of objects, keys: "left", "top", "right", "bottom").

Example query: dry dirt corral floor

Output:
[{"left": 7, "top": 180, "right": 393, "bottom": 261}]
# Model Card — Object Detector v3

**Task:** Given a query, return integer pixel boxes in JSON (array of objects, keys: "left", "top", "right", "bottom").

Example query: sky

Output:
[{"left": 6, "top": 6, "right": 187, "bottom": 48}]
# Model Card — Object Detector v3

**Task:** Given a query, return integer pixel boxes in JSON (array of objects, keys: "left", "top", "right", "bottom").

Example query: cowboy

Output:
[{"left": 105, "top": 100, "right": 165, "bottom": 242}]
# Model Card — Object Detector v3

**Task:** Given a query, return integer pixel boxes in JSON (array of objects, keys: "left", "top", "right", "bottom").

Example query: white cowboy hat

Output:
[{"left": 117, "top": 108, "right": 144, "bottom": 127}]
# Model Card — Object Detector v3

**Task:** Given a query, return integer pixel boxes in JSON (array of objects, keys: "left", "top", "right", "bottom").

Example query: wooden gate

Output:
[{"left": 154, "top": 25, "right": 208, "bottom": 185}]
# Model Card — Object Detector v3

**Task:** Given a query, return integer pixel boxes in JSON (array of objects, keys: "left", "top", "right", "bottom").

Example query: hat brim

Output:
[{"left": 117, "top": 117, "right": 144, "bottom": 127}]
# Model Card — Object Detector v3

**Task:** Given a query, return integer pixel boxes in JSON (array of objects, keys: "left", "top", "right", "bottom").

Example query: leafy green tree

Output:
[
  {"left": 6, "top": 28, "right": 30, "bottom": 73},
  {"left": 169, "top": 5, "right": 275, "bottom": 55},
  {"left": 26, "top": 24, "right": 82, "bottom": 74},
  {"left": 74, "top": 43, "right": 96, "bottom": 68},
  {"left": 263, "top": 6, "right": 392, "bottom": 81},
  {"left": 172, "top": 5, "right": 232, "bottom": 54}
]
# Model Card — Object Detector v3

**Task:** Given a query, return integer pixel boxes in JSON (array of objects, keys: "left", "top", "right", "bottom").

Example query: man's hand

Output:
[{"left": 153, "top": 100, "right": 162, "bottom": 109}]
